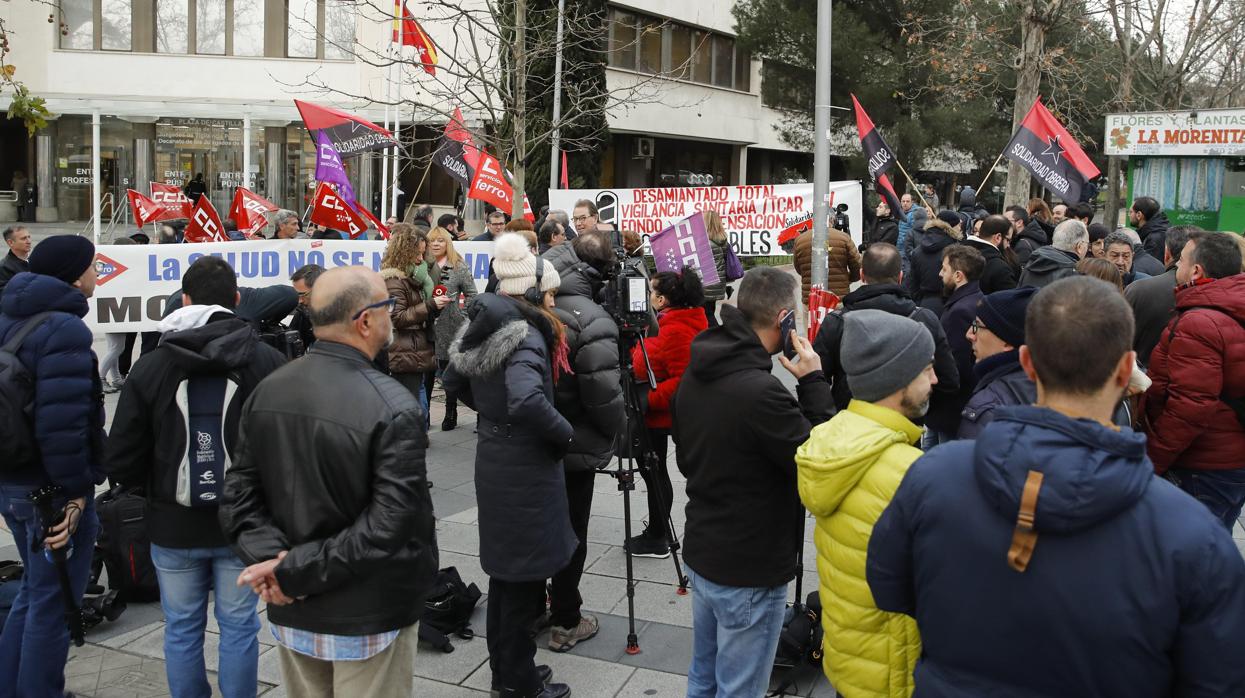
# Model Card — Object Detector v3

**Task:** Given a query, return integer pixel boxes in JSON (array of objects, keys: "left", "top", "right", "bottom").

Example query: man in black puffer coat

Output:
[
  {"left": 1005, "top": 205, "right": 1049, "bottom": 267},
  {"left": 1130, "top": 196, "right": 1170, "bottom": 263},
  {"left": 814, "top": 243, "right": 959, "bottom": 414},
  {"left": 906, "top": 211, "right": 963, "bottom": 316},
  {"left": 542, "top": 232, "right": 624, "bottom": 652}
]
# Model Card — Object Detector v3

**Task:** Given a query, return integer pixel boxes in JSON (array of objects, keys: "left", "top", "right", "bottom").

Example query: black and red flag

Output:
[
  {"left": 433, "top": 108, "right": 480, "bottom": 190},
  {"left": 851, "top": 94, "right": 905, "bottom": 216},
  {"left": 1004, "top": 99, "right": 1100, "bottom": 203},
  {"left": 295, "top": 100, "right": 398, "bottom": 158}
]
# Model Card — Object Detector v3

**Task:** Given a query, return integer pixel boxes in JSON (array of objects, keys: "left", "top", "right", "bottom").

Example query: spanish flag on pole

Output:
[{"left": 393, "top": 0, "right": 438, "bottom": 76}]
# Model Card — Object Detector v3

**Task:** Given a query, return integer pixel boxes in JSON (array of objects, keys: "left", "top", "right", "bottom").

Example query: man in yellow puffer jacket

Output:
[{"left": 797, "top": 309, "right": 936, "bottom": 698}]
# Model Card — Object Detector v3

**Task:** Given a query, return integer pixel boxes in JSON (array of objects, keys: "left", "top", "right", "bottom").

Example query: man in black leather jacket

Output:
[{"left": 220, "top": 266, "right": 437, "bottom": 696}]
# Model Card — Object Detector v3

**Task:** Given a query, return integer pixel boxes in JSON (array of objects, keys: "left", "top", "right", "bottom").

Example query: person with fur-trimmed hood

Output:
[
  {"left": 906, "top": 210, "right": 963, "bottom": 316},
  {"left": 443, "top": 233, "right": 575, "bottom": 698}
]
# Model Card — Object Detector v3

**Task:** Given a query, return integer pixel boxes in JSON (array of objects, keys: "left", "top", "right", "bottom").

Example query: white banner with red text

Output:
[
  {"left": 89, "top": 239, "right": 496, "bottom": 333},
  {"left": 547, "top": 182, "right": 863, "bottom": 256}
]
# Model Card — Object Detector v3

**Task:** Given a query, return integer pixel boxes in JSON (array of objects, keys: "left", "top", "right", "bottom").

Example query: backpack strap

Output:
[
  {"left": 2, "top": 312, "right": 58, "bottom": 354},
  {"left": 1007, "top": 470, "right": 1045, "bottom": 572}
]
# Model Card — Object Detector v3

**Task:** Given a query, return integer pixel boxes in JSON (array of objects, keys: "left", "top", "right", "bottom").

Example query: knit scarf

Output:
[{"left": 408, "top": 261, "right": 435, "bottom": 301}]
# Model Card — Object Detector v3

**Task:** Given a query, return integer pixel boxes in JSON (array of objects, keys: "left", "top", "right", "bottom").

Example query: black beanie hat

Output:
[
  {"left": 976, "top": 286, "right": 1038, "bottom": 348},
  {"left": 29, "top": 235, "right": 96, "bottom": 285}
]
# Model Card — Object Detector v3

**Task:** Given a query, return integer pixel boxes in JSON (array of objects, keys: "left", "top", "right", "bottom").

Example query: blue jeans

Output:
[
  {"left": 0, "top": 483, "right": 99, "bottom": 698},
  {"left": 687, "top": 566, "right": 788, "bottom": 698},
  {"left": 1166, "top": 468, "right": 1245, "bottom": 530},
  {"left": 150, "top": 544, "right": 260, "bottom": 698}
]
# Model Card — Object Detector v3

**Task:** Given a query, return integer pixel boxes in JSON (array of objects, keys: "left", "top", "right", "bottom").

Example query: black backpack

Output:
[
  {"left": 0, "top": 312, "right": 56, "bottom": 473},
  {"left": 417, "top": 567, "right": 482, "bottom": 653},
  {"left": 95, "top": 486, "right": 161, "bottom": 603}
]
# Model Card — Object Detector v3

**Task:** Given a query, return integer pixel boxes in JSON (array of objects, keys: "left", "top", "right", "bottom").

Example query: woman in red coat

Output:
[{"left": 625, "top": 267, "right": 708, "bottom": 558}]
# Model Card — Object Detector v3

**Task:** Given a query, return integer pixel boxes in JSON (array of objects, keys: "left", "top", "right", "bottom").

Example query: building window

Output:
[
  {"left": 101, "top": 0, "right": 132, "bottom": 51},
  {"left": 606, "top": 7, "right": 749, "bottom": 91},
  {"left": 195, "top": 0, "right": 226, "bottom": 55},
  {"left": 324, "top": 0, "right": 357, "bottom": 60},
  {"left": 156, "top": 0, "right": 189, "bottom": 53},
  {"left": 59, "top": 0, "right": 95, "bottom": 50},
  {"left": 287, "top": 0, "right": 318, "bottom": 58},
  {"left": 233, "top": 2, "right": 265, "bottom": 57}
]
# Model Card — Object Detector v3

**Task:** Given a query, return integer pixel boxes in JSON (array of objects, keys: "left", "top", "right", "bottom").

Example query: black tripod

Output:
[{"left": 601, "top": 333, "right": 689, "bottom": 655}]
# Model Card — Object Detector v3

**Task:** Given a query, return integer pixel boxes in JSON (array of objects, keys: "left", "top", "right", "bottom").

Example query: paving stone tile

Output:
[
  {"left": 609, "top": 580, "right": 694, "bottom": 628},
  {"left": 444, "top": 506, "right": 481, "bottom": 525},
  {"left": 615, "top": 621, "right": 693, "bottom": 675},
  {"left": 615, "top": 667, "right": 689, "bottom": 697},
  {"left": 432, "top": 488, "right": 479, "bottom": 519},
  {"left": 463, "top": 646, "right": 636, "bottom": 698},
  {"left": 89, "top": 600, "right": 166, "bottom": 644},
  {"left": 436, "top": 519, "right": 483, "bottom": 556},
  {"left": 412, "top": 628, "right": 491, "bottom": 684}
]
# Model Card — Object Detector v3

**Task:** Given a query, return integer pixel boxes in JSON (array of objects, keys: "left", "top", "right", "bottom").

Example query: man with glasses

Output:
[
  {"left": 956, "top": 286, "right": 1037, "bottom": 439},
  {"left": 221, "top": 266, "right": 438, "bottom": 697},
  {"left": 571, "top": 199, "right": 599, "bottom": 236},
  {"left": 474, "top": 210, "right": 508, "bottom": 241},
  {"left": 289, "top": 264, "right": 325, "bottom": 350}
]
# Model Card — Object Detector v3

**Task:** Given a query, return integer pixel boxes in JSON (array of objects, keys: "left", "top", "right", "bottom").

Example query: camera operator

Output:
[
  {"left": 542, "top": 231, "right": 625, "bottom": 652},
  {"left": 624, "top": 268, "right": 707, "bottom": 558},
  {"left": 289, "top": 264, "right": 325, "bottom": 351},
  {"left": 106, "top": 256, "right": 287, "bottom": 698}
]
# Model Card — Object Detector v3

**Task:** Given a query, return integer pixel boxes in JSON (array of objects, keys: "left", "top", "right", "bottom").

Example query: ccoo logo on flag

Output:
[{"left": 94, "top": 254, "right": 129, "bottom": 286}]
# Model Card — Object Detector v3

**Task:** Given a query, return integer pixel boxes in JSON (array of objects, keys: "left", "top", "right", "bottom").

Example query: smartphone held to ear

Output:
[{"left": 780, "top": 310, "right": 797, "bottom": 360}]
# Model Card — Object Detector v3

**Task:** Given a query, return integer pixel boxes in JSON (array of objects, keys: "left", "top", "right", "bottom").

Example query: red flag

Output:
[
  {"left": 807, "top": 287, "right": 840, "bottom": 342},
  {"left": 467, "top": 152, "right": 536, "bottom": 222},
  {"left": 126, "top": 189, "right": 184, "bottom": 227},
  {"left": 183, "top": 197, "right": 228, "bottom": 243},
  {"left": 150, "top": 182, "right": 194, "bottom": 219},
  {"left": 1004, "top": 99, "right": 1101, "bottom": 202},
  {"left": 560, "top": 150, "right": 569, "bottom": 189},
  {"left": 393, "top": 1, "right": 438, "bottom": 75},
  {"left": 228, "top": 188, "right": 278, "bottom": 227},
  {"left": 309, "top": 182, "right": 367, "bottom": 238},
  {"left": 355, "top": 204, "right": 391, "bottom": 239}
]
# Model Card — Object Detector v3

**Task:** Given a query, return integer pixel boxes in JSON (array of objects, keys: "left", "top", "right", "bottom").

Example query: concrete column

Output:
[
  {"left": 357, "top": 151, "right": 375, "bottom": 215},
  {"left": 134, "top": 123, "right": 155, "bottom": 194},
  {"left": 242, "top": 115, "right": 252, "bottom": 189},
  {"left": 731, "top": 145, "right": 748, "bottom": 185},
  {"left": 264, "top": 127, "right": 287, "bottom": 207},
  {"left": 36, "top": 132, "right": 57, "bottom": 222}
]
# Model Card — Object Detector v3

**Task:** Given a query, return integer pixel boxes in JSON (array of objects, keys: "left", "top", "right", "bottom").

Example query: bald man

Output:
[{"left": 221, "top": 266, "right": 438, "bottom": 697}]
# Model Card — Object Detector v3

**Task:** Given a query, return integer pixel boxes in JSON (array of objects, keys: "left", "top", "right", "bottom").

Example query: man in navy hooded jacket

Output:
[
  {"left": 0, "top": 235, "right": 106, "bottom": 698},
  {"left": 867, "top": 276, "right": 1245, "bottom": 697}
]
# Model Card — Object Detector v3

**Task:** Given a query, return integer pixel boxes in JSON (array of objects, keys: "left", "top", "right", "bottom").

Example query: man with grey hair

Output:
[
  {"left": 221, "top": 266, "right": 437, "bottom": 697},
  {"left": 546, "top": 209, "right": 575, "bottom": 239},
  {"left": 1103, "top": 231, "right": 1149, "bottom": 286},
  {"left": 1116, "top": 226, "right": 1166, "bottom": 276},
  {"left": 272, "top": 210, "right": 305, "bottom": 240},
  {"left": 1018, "top": 219, "right": 1087, "bottom": 288},
  {"left": 673, "top": 266, "right": 834, "bottom": 697}
]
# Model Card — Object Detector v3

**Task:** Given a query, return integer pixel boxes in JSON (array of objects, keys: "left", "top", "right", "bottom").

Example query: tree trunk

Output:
[
  {"left": 1005, "top": 0, "right": 1047, "bottom": 207},
  {"left": 1105, "top": 62, "right": 1135, "bottom": 228},
  {"left": 512, "top": 0, "right": 528, "bottom": 220}
]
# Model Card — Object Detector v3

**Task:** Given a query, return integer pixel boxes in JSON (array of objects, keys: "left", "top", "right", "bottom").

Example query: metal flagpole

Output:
[
  {"left": 382, "top": 54, "right": 392, "bottom": 219},
  {"left": 391, "top": 0, "right": 402, "bottom": 221},
  {"left": 810, "top": 0, "right": 831, "bottom": 290},
  {"left": 92, "top": 109, "right": 101, "bottom": 244},
  {"left": 548, "top": 0, "right": 566, "bottom": 191}
]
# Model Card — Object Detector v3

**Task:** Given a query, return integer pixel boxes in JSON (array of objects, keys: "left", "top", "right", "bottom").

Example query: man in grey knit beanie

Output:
[{"left": 842, "top": 309, "right": 937, "bottom": 416}]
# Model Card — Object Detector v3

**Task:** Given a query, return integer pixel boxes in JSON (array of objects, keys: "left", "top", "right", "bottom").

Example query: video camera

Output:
[
  {"left": 601, "top": 231, "right": 652, "bottom": 336},
  {"left": 833, "top": 203, "right": 850, "bottom": 235},
  {"left": 258, "top": 320, "right": 306, "bottom": 360}
]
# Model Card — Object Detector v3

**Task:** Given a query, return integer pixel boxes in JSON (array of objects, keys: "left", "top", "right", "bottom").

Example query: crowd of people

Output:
[{"left": 2, "top": 179, "right": 1245, "bottom": 698}]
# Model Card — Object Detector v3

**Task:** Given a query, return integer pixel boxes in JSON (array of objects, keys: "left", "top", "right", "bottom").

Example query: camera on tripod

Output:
[{"left": 602, "top": 243, "right": 652, "bottom": 337}]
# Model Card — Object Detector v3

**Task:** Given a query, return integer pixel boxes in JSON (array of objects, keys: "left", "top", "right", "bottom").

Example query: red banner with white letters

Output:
[
  {"left": 182, "top": 197, "right": 228, "bottom": 243},
  {"left": 467, "top": 152, "right": 535, "bottom": 221},
  {"left": 309, "top": 182, "right": 368, "bottom": 238},
  {"left": 150, "top": 182, "right": 194, "bottom": 219},
  {"left": 127, "top": 189, "right": 184, "bottom": 227},
  {"left": 228, "top": 187, "right": 279, "bottom": 231},
  {"left": 807, "top": 286, "right": 840, "bottom": 341}
]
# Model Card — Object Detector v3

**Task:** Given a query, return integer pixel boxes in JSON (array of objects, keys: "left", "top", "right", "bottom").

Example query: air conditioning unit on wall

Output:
[{"left": 633, "top": 137, "right": 655, "bottom": 159}]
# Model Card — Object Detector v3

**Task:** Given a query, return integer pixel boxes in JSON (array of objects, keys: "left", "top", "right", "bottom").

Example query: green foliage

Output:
[{"left": 4, "top": 84, "right": 52, "bottom": 136}]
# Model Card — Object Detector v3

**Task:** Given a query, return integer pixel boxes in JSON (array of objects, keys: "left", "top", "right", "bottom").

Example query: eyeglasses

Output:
[
  {"left": 352, "top": 297, "right": 397, "bottom": 321},
  {"left": 969, "top": 319, "right": 987, "bottom": 336},
  {"left": 572, "top": 215, "right": 592, "bottom": 223}
]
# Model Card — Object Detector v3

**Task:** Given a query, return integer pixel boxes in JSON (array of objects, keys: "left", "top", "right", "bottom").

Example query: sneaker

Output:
[
  {"left": 101, "top": 380, "right": 120, "bottom": 394},
  {"left": 548, "top": 613, "right": 598, "bottom": 652},
  {"left": 491, "top": 664, "right": 553, "bottom": 697},
  {"left": 499, "top": 683, "right": 569, "bottom": 698},
  {"left": 624, "top": 530, "right": 671, "bottom": 559}
]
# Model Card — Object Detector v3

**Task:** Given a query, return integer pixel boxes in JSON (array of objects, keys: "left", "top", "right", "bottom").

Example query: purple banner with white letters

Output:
[
  {"left": 314, "top": 131, "right": 357, "bottom": 205},
  {"left": 648, "top": 212, "right": 721, "bottom": 287}
]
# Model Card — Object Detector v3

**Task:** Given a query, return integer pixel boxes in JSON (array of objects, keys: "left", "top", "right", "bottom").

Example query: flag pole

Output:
[
  {"left": 893, "top": 158, "right": 932, "bottom": 211},
  {"left": 975, "top": 151, "right": 1005, "bottom": 199}
]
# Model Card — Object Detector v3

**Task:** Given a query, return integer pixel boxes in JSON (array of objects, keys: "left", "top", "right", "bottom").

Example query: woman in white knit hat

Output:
[{"left": 443, "top": 234, "right": 575, "bottom": 698}]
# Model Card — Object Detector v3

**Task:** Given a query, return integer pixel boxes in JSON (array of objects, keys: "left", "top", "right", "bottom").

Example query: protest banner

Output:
[
  {"left": 547, "top": 181, "right": 863, "bottom": 256},
  {"left": 89, "top": 239, "right": 496, "bottom": 333},
  {"left": 648, "top": 212, "right": 721, "bottom": 286}
]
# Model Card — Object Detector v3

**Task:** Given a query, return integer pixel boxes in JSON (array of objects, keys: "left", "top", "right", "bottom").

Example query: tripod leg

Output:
[{"left": 616, "top": 458, "right": 641, "bottom": 655}]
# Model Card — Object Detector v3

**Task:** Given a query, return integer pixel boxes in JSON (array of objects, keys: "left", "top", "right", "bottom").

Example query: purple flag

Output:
[
  {"left": 648, "top": 212, "right": 721, "bottom": 287},
  {"left": 315, "top": 131, "right": 357, "bottom": 205}
]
